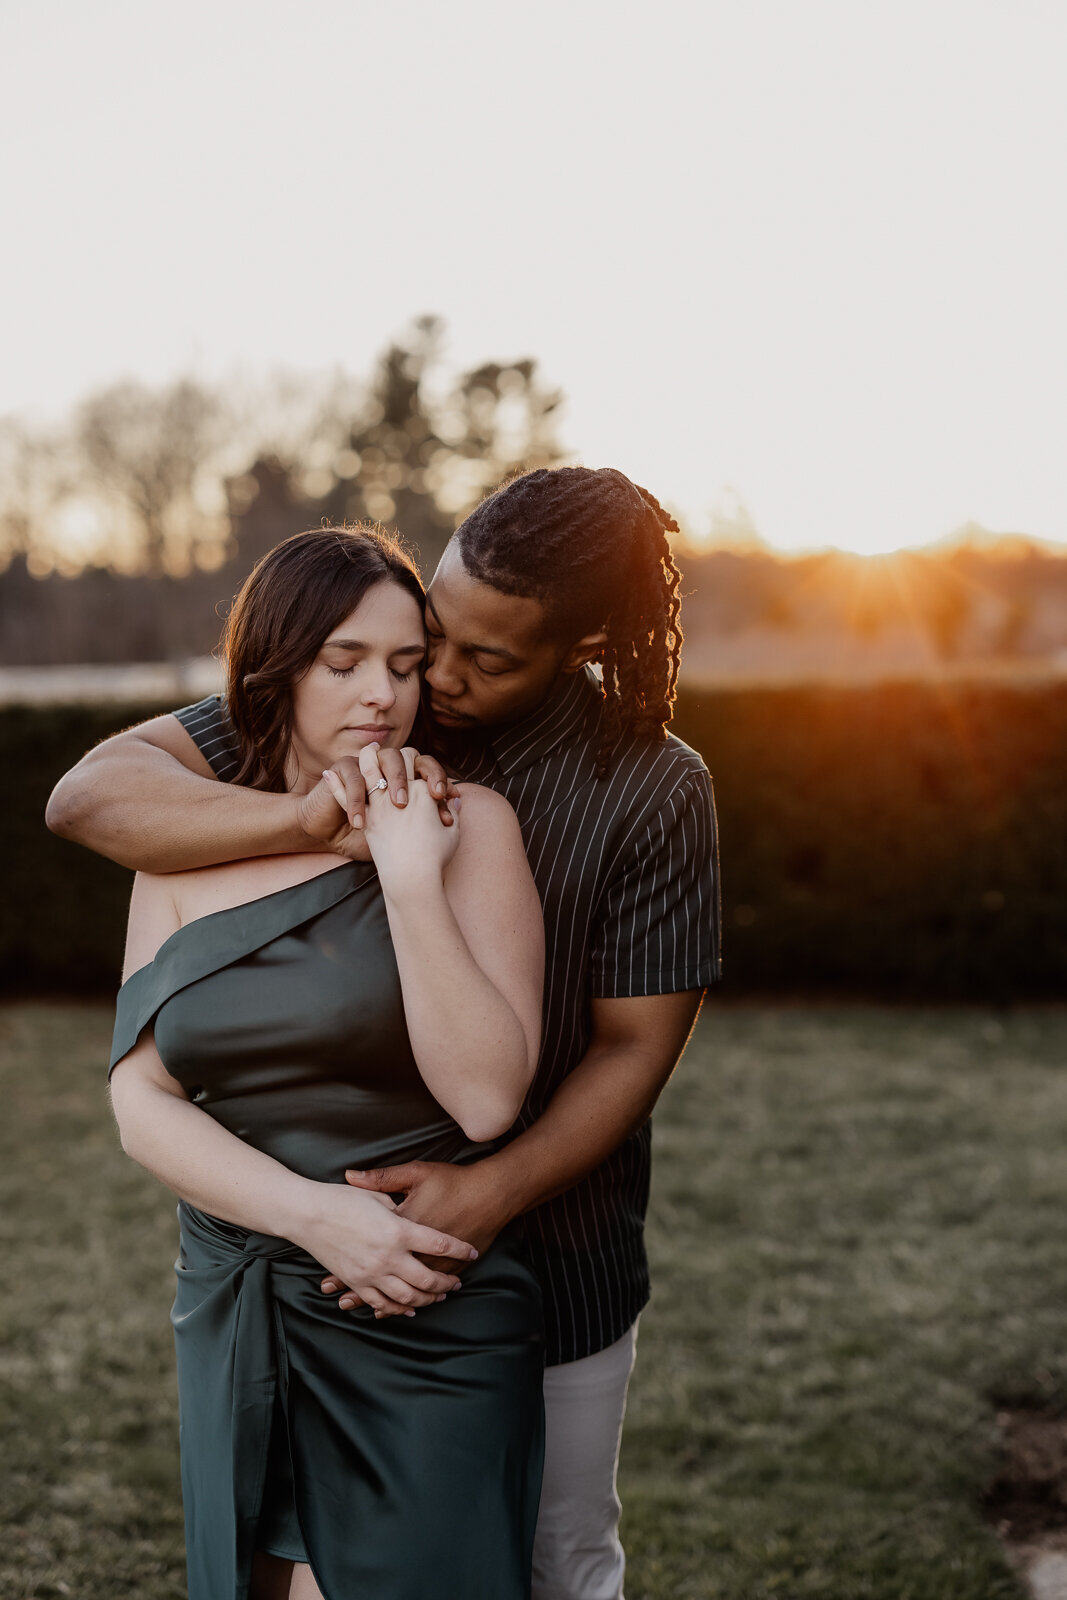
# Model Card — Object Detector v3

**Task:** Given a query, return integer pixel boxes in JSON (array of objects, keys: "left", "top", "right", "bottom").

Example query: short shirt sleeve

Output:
[
  {"left": 174, "top": 696, "right": 241, "bottom": 782},
  {"left": 589, "top": 768, "right": 722, "bottom": 998}
]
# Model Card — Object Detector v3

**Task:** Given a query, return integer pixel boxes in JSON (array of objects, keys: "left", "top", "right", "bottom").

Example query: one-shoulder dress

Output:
[{"left": 109, "top": 861, "right": 545, "bottom": 1600}]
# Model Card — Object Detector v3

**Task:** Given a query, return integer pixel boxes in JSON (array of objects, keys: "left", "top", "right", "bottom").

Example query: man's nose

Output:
[{"left": 424, "top": 643, "right": 463, "bottom": 696}]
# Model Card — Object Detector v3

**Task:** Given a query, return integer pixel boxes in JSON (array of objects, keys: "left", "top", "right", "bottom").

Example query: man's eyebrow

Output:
[
  {"left": 323, "top": 638, "right": 426, "bottom": 656},
  {"left": 424, "top": 593, "right": 522, "bottom": 662}
]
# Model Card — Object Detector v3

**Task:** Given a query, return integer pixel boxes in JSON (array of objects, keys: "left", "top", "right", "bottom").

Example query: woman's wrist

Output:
[
  {"left": 377, "top": 865, "right": 447, "bottom": 911},
  {"left": 264, "top": 1170, "right": 324, "bottom": 1245}
]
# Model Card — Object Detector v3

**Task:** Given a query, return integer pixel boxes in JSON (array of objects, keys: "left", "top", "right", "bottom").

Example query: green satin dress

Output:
[{"left": 110, "top": 862, "right": 545, "bottom": 1600}]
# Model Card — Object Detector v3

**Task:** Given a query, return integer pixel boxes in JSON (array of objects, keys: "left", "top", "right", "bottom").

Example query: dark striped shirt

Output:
[{"left": 175, "top": 669, "right": 721, "bottom": 1364}]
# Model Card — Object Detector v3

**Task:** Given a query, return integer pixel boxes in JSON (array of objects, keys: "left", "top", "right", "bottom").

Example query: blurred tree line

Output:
[
  {"left": 677, "top": 539, "right": 1067, "bottom": 678},
  {"left": 2, "top": 314, "right": 1067, "bottom": 673},
  {"left": 0, "top": 317, "right": 563, "bottom": 664}
]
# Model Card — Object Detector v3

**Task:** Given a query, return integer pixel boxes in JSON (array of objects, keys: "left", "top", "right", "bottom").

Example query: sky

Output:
[{"left": 2, "top": 0, "right": 1065, "bottom": 555}]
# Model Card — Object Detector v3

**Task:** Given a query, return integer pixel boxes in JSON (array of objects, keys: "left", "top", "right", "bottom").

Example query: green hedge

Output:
[
  {"left": 4, "top": 682, "right": 1066, "bottom": 998},
  {"left": 682, "top": 679, "right": 1067, "bottom": 998}
]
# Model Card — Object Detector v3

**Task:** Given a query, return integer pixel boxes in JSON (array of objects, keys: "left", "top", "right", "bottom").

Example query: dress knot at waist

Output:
[{"left": 178, "top": 1200, "right": 323, "bottom": 1274}]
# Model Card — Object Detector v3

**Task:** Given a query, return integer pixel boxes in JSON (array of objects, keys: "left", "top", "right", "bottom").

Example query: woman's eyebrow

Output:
[{"left": 324, "top": 639, "right": 426, "bottom": 655}]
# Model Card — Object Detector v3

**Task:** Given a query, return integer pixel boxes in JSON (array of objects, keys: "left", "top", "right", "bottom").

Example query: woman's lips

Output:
[{"left": 345, "top": 725, "right": 393, "bottom": 737}]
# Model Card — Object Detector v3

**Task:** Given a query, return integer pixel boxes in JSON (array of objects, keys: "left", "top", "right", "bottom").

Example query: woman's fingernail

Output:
[
  {"left": 435, "top": 1294, "right": 447, "bottom": 1303},
  {"left": 406, "top": 1309, "right": 417, "bottom": 1318},
  {"left": 322, "top": 769, "right": 335, "bottom": 781}
]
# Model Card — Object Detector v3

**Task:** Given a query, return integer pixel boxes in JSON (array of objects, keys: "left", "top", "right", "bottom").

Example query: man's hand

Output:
[
  {"left": 321, "top": 994, "right": 707, "bottom": 1316},
  {"left": 320, "top": 1160, "right": 514, "bottom": 1312},
  {"left": 301, "top": 747, "right": 458, "bottom": 855}
]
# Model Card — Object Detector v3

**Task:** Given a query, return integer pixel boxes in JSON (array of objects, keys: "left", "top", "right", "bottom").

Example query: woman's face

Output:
[{"left": 288, "top": 580, "right": 426, "bottom": 791}]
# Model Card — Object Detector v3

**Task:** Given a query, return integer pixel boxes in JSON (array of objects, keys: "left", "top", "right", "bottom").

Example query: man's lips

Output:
[{"left": 429, "top": 703, "right": 475, "bottom": 726}]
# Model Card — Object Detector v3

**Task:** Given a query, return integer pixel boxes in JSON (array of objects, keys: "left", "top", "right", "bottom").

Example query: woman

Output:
[{"left": 108, "top": 526, "right": 546, "bottom": 1600}]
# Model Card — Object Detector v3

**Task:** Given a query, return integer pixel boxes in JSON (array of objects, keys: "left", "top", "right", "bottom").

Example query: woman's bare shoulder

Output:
[
  {"left": 451, "top": 783, "right": 522, "bottom": 840},
  {"left": 452, "top": 781, "right": 517, "bottom": 817},
  {"left": 445, "top": 786, "right": 532, "bottom": 902}
]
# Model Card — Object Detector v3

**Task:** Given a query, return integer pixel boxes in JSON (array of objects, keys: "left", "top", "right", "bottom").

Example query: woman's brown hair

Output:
[{"left": 221, "top": 525, "right": 426, "bottom": 792}]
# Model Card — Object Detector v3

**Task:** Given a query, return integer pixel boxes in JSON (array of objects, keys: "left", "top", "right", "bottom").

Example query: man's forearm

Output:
[
  {"left": 46, "top": 740, "right": 309, "bottom": 871},
  {"left": 340, "top": 992, "right": 704, "bottom": 1307},
  {"left": 478, "top": 991, "right": 704, "bottom": 1222},
  {"left": 339, "top": 1045, "right": 655, "bottom": 1293},
  {"left": 482, "top": 1043, "right": 672, "bottom": 1222}
]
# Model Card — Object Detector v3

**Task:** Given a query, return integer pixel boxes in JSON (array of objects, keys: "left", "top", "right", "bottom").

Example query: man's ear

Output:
[{"left": 561, "top": 628, "right": 609, "bottom": 673}]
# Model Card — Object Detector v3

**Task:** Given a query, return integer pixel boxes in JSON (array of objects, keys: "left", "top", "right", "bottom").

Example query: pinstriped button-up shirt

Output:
[{"left": 176, "top": 668, "right": 720, "bottom": 1364}]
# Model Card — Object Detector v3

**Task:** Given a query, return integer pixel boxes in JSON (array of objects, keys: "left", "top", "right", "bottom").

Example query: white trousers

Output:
[{"left": 531, "top": 1323, "right": 639, "bottom": 1600}]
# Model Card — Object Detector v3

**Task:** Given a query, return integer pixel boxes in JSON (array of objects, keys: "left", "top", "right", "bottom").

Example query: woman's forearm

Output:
[
  {"left": 110, "top": 1067, "right": 476, "bottom": 1305},
  {"left": 110, "top": 1070, "right": 318, "bottom": 1237},
  {"left": 380, "top": 880, "right": 534, "bottom": 1142}
]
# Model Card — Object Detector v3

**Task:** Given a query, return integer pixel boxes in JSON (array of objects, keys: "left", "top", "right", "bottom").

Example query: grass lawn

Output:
[{"left": 3, "top": 1001, "right": 1066, "bottom": 1598}]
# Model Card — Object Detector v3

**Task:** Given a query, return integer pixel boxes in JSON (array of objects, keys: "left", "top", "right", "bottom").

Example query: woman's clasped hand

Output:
[
  {"left": 289, "top": 1179, "right": 474, "bottom": 1318},
  {"left": 301, "top": 743, "right": 458, "bottom": 849},
  {"left": 330, "top": 744, "right": 461, "bottom": 883}
]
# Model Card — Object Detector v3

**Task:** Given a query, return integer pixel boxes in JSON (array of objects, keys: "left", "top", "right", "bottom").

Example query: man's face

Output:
[{"left": 423, "top": 542, "right": 574, "bottom": 733}]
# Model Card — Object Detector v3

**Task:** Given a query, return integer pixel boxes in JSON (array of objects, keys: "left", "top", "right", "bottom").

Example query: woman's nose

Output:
[{"left": 361, "top": 665, "right": 396, "bottom": 708}]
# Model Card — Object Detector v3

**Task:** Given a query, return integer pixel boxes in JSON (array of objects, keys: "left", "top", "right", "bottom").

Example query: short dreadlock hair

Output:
[{"left": 454, "top": 466, "right": 683, "bottom": 776}]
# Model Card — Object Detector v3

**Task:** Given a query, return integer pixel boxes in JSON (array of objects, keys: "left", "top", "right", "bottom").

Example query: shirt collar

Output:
[{"left": 487, "top": 666, "right": 602, "bottom": 777}]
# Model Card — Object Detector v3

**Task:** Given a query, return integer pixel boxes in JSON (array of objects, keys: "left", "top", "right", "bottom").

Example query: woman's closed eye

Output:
[{"left": 327, "top": 662, "right": 421, "bottom": 682}]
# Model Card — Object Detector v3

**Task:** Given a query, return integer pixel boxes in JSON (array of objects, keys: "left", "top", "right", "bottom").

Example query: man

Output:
[{"left": 48, "top": 465, "right": 720, "bottom": 1600}]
